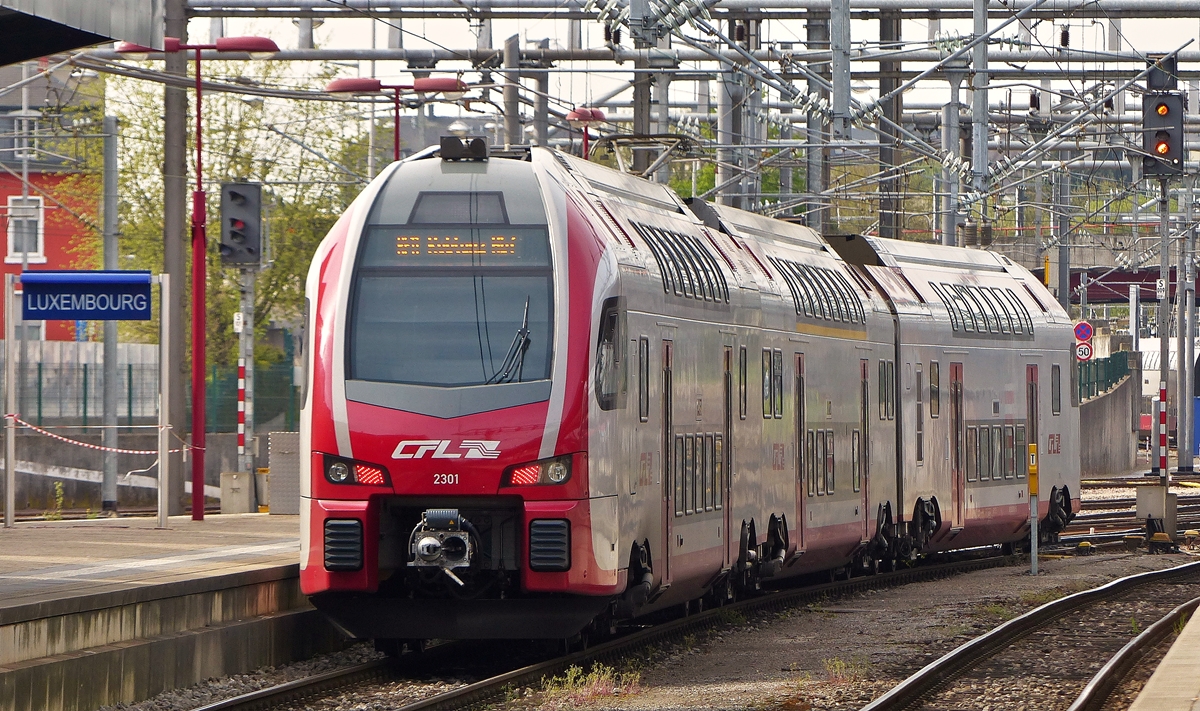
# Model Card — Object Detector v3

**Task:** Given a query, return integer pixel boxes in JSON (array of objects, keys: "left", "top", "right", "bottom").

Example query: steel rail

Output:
[
  {"left": 192, "top": 659, "right": 394, "bottom": 711},
  {"left": 861, "top": 559, "right": 1200, "bottom": 711},
  {"left": 1066, "top": 595, "right": 1200, "bottom": 711},
  {"left": 194, "top": 552, "right": 1011, "bottom": 711}
]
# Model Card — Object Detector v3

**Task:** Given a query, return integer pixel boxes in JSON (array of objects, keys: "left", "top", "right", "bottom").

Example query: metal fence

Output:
[
  {"left": 1078, "top": 350, "right": 1130, "bottom": 402},
  {"left": 207, "top": 362, "right": 299, "bottom": 433},
  {"left": 0, "top": 340, "right": 299, "bottom": 433}
]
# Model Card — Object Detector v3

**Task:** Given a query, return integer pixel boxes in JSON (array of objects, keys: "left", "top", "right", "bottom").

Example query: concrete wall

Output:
[
  {"left": 0, "top": 566, "right": 348, "bottom": 711},
  {"left": 1080, "top": 370, "right": 1139, "bottom": 478}
]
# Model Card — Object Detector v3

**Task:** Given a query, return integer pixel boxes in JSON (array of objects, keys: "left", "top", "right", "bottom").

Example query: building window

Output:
[{"left": 6, "top": 196, "right": 45, "bottom": 264}]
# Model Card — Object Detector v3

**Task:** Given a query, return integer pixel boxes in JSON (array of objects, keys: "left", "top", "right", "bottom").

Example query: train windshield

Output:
[{"left": 349, "top": 192, "right": 553, "bottom": 388}]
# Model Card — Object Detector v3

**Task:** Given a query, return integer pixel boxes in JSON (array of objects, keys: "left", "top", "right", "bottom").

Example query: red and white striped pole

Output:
[
  {"left": 1160, "top": 380, "right": 1169, "bottom": 483},
  {"left": 240, "top": 355, "right": 249, "bottom": 461}
]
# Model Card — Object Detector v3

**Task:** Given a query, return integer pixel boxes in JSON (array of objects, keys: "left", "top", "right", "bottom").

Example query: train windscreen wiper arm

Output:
[{"left": 486, "top": 297, "right": 531, "bottom": 385}]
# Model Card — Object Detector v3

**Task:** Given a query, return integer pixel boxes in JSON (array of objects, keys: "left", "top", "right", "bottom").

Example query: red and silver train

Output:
[{"left": 299, "top": 140, "right": 1079, "bottom": 644}]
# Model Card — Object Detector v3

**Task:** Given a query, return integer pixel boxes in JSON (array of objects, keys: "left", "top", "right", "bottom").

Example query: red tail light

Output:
[
  {"left": 354, "top": 464, "right": 386, "bottom": 486},
  {"left": 509, "top": 464, "right": 541, "bottom": 485}
]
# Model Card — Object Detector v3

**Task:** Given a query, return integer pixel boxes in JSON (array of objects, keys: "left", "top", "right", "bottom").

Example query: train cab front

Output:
[{"left": 299, "top": 149, "right": 618, "bottom": 640}]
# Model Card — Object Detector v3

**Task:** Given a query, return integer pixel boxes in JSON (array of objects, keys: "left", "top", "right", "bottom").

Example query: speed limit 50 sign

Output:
[{"left": 1075, "top": 342, "right": 1093, "bottom": 361}]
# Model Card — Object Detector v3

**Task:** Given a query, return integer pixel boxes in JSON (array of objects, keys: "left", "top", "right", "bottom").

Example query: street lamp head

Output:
[
  {"left": 115, "top": 42, "right": 154, "bottom": 60},
  {"left": 413, "top": 76, "right": 468, "bottom": 100},
  {"left": 567, "top": 107, "right": 606, "bottom": 127},
  {"left": 216, "top": 36, "right": 280, "bottom": 59},
  {"left": 325, "top": 77, "right": 384, "bottom": 96}
]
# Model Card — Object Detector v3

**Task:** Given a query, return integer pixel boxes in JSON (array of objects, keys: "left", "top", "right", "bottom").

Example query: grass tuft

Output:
[
  {"left": 540, "top": 662, "right": 641, "bottom": 707},
  {"left": 821, "top": 655, "right": 869, "bottom": 683}
]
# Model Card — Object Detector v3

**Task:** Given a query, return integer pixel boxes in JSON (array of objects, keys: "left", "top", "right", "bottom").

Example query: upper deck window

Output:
[{"left": 410, "top": 191, "right": 507, "bottom": 224}]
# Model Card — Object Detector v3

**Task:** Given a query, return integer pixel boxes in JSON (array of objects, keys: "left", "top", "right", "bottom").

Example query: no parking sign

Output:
[{"left": 1073, "top": 321, "right": 1093, "bottom": 342}]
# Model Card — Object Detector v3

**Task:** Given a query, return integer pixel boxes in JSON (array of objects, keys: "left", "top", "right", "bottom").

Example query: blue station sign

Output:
[{"left": 21, "top": 271, "right": 153, "bottom": 321}]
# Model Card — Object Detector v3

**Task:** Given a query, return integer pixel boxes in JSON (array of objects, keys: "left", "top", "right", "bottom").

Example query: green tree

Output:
[{"left": 48, "top": 62, "right": 373, "bottom": 368}]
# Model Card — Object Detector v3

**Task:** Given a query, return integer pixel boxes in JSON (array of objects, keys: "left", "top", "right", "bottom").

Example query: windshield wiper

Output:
[{"left": 487, "top": 297, "right": 531, "bottom": 384}]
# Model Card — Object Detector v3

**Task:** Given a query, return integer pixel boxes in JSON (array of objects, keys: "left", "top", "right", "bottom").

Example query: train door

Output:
[
  {"left": 859, "top": 359, "right": 870, "bottom": 542},
  {"left": 662, "top": 340, "right": 674, "bottom": 586},
  {"left": 950, "top": 362, "right": 965, "bottom": 528},
  {"left": 723, "top": 346, "right": 734, "bottom": 568},
  {"left": 794, "top": 353, "right": 806, "bottom": 551}
]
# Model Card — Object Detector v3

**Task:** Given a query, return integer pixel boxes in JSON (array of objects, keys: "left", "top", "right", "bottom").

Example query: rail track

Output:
[
  {"left": 192, "top": 550, "right": 1015, "bottom": 711},
  {"left": 861, "top": 559, "right": 1200, "bottom": 711}
]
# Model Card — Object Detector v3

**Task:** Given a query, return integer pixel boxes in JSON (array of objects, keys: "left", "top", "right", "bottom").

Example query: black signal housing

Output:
[{"left": 1141, "top": 93, "right": 1186, "bottom": 178}]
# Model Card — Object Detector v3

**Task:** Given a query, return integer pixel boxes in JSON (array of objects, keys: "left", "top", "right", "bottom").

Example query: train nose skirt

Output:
[{"left": 309, "top": 593, "right": 611, "bottom": 639}]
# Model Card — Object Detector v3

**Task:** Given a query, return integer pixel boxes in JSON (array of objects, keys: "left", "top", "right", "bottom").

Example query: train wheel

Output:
[
  {"left": 374, "top": 639, "right": 404, "bottom": 658},
  {"left": 561, "top": 631, "right": 589, "bottom": 655}
]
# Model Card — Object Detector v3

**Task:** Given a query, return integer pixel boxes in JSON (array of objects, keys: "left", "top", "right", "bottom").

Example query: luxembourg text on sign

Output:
[{"left": 21, "top": 271, "right": 153, "bottom": 321}]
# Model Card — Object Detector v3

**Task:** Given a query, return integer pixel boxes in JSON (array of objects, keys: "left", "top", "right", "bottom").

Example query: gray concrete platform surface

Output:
[
  {"left": 1128, "top": 604, "right": 1200, "bottom": 711},
  {"left": 0, "top": 514, "right": 348, "bottom": 711},
  {"left": 0, "top": 513, "right": 299, "bottom": 610}
]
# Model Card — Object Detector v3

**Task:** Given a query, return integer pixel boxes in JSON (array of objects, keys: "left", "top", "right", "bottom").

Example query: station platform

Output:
[
  {"left": 0, "top": 514, "right": 347, "bottom": 711},
  {"left": 1128, "top": 602, "right": 1200, "bottom": 711},
  {"left": 0, "top": 513, "right": 299, "bottom": 610}
]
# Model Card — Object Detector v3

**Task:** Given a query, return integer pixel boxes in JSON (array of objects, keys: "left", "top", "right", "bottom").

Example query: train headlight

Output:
[
  {"left": 503, "top": 455, "right": 573, "bottom": 486},
  {"left": 546, "top": 460, "right": 569, "bottom": 484},
  {"left": 323, "top": 455, "right": 391, "bottom": 486},
  {"left": 327, "top": 461, "right": 351, "bottom": 483}
]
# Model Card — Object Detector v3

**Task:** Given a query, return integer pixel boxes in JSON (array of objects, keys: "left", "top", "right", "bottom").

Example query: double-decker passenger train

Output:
[{"left": 299, "top": 139, "right": 1079, "bottom": 646}]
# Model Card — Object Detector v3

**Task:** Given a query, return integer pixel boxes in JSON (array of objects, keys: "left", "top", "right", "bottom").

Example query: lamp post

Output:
[
  {"left": 118, "top": 35, "right": 278, "bottom": 521},
  {"left": 326, "top": 76, "right": 467, "bottom": 162},
  {"left": 566, "top": 107, "right": 606, "bottom": 158}
]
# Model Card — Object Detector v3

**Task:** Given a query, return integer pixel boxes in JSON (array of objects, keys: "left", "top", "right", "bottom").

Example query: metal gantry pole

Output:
[
  {"left": 503, "top": 34, "right": 521, "bottom": 148},
  {"left": 829, "top": 0, "right": 850, "bottom": 139},
  {"left": 804, "top": 11, "right": 828, "bottom": 233},
  {"left": 158, "top": 274, "right": 171, "bottom": 529},
  {"left": 102, "top": 116, "right": 120, "bottom": 515},
  {"left": 970, "top": 0, "right": 989, "bottom": 224},
  {"left": 1158, "top": 178, "right": 1170, "bottom": 482},
  {"left": 4, "top": 274, "right": 14, "bottom": 528},
  {"left": 941, "top": 65, "right": 965, "bottom": 246},
  {"left": 1057, "top": 169, "right": 1071, "bottom": 312},
  {"left": 163, "top": 0, "right": 188, "bottom": 517},
  {"left": 1179, "top": 177, "right": 1195, "bottom": 474}
]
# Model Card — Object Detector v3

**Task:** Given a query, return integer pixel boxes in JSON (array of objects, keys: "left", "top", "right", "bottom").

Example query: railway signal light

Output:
[
  {"left": 219, "top": 183, "right": 263, "bottom": 265},
  {"left": 1141, "top": 93, "right": 1185, "bottom": 178}
]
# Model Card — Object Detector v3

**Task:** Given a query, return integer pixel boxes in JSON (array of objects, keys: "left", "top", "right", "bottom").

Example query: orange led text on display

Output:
[{"left": 395, "top": 234, "right": 518, "bottom": 256}]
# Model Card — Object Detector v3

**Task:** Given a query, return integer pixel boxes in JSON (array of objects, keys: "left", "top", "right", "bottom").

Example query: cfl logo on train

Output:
[{"left": 391, "top": 439, "right": 502, "bottom": 460}]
